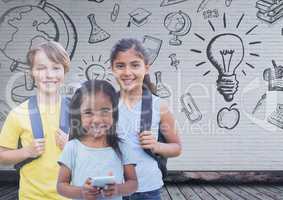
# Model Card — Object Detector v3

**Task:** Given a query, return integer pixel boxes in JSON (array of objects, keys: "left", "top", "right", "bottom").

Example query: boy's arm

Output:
[
  {"left": 0, "top": 146, "right": 30, "bottom": 165},
  {"left": 0, "top": 139, "right": 45, "bottom": 165}
]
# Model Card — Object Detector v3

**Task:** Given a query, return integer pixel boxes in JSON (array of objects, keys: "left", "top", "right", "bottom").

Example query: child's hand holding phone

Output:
[
  {"left": 82, "top": 178, "right": 101, "bottom": 200},
  {"left": 101, "top": 183, "right": 119, "bottom": 198}
]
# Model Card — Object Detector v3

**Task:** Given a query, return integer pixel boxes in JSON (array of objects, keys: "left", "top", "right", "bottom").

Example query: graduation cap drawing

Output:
[{"left": 127, "top": 8, "right": 151, "bottom": 27}]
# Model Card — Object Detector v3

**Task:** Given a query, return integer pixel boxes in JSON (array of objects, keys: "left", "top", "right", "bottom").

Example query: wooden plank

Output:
[
  {"left": 258, "top": 185, "right": 283, "bottom": 197},
  {"left": 214, "top": 185, "right": 247, "bottom": 200},
  {"left": 178, "top": 184, "right": 202, "bottom": 200},
  {"left": 239, "top": 185, "right": 277, "bottom": 200},
  {"left": 190, "top": 185, "right": 216, "bottom": 200},
  {"left": 227, "top": 185, "right": 262, "bottom": 200},
  {"left": 203, "top": 185, "right": 234, "bottom": 200},
  {"left": 161, "top": 186, "right": 172, "bottom": 200},
  {"left": 166, "top": 184, "right": 186, "bottom": 200},
  {"left": 0, "top": 187, "right": 18, "bottom": 200},
  {"left": 251, "top": 185, "right": 283, "bottom": 200}
]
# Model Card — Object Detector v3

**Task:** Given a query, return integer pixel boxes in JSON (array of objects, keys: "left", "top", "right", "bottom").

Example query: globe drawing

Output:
[
  {"left": 0, "top": 4, "right": 58, "bottom": 72},
  {"left": 0, "top": 0, "right": 77, "bottom": 103},
  {"left": 164, "top": 10, "right": 191, "bottom": 46}
]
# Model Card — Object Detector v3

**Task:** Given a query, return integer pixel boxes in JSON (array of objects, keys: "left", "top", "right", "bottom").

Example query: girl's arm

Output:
[
  {"left": 140, "top": 101, "right": 182, "bottom": 157},
  {"left": 103, "top": 164, "right": 137, "bottom": 197},
  {"left": 0, "top": 139, "right": 45, "bottom": 165},
  {"left": 57, "top": 164, "right": 101, "bottom": 199}
]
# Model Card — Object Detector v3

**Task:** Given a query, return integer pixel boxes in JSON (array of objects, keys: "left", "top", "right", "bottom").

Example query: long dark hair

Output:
[
  {"left": 110, "top": 38, "right": 157, "bottom": 94},
  {"left": 69, "top": 80, "right": 122, "bottom": 158}
]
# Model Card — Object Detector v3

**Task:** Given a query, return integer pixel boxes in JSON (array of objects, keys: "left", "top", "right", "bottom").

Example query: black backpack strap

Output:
[{"left": 140, "top": 88, "right": 158, "bottom": 159}]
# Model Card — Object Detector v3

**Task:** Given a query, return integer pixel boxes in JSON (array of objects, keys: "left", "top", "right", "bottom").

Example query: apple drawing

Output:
[{"left": 217, "top": 103, "right": 240, "bottom": 130}]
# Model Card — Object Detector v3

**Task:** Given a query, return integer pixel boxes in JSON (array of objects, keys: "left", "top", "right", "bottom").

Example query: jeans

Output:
[{"left": 123, "top": 189, "right": 161, "bottom": 200}]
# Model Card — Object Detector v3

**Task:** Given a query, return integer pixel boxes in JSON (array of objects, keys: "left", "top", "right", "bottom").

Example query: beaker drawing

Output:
[{"left": 155, "top": 71, "right": 171, "bottom": 98}]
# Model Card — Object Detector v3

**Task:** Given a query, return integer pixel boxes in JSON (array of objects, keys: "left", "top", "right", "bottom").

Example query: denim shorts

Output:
[{"left": 123, "top": 189, "right": 161, "bottom": 200}]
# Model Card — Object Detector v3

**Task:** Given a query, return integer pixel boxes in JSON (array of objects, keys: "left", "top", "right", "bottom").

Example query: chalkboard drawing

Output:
[
  {"left": 168, "top": 53, "right": 180, "bottom": 70},
  {"left": 164, "top": 11, "right": 191, "bottom": 46},
  {"left": 110, "top": 3, "right": 120, "bottom": 22},
  {"left": 203, "top": 9, "right": 219, "bottom": 19},
  {"left": 0, "top": 0, "right": 77, "bottom": 72},
  {"left": 217, "top": 103, "right": 240, "bottom": 130},
  {"left": 155, "top": 71, "right": 171, "bottom": 98},
  {"left": 0, "top": 0, "right": 77, "bottom": 103},
  {"left": 267, "top": 104, "right": 283, "bottom": 129},
  {"left": 0, "top": 99, "right": 11, "bottom": 127},
  {"left": 77, "top": 55, "right": 114, "bottom": 84},
  {"left": 88, "top": 0, "right": 104, "bottom": 2},
  {"left": 263, "top": 60, "right": 283, "bottom": 91},
  {"left": 180, "top": 92, "right": 202, "bottom": 122},
  {"left": 252, "top": 93, "right": 266, "bottom": 114},
  {"left": 207, "top": 33, "right": 244, "bottom": 102},
  {"left": 142, "top": 35, "right": 162, "bottom": 66},
  {"left": 88, "top": 14, "right": 110, "bottom": 43},
  {"left": 191, "top": 13, "right": 261, "bottom": 102},
  {"left": 127, "top": 8, "right": 151, "bottom": 27},
  {"left": 256, "top": 0, "right": 283, "bottom": 23},
  {"left": 160, "top": 0, "right": 188, "bottom": 7},
  {"left": 225, "top": 0, "right": 233, "bottom": 7}
]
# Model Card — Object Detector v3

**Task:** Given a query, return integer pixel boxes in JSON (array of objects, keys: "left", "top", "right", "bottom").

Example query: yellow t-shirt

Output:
[{"left": 0, "top": 99, "right": 69, "bottom": 200}]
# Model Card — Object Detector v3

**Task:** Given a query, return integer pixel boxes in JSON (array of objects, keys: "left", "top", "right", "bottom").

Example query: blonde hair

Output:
[{"left": 27, "top": 41, "right": 70, "bottom": 73}]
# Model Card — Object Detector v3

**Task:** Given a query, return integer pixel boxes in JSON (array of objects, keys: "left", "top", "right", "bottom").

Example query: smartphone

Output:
[{"left": 91, "top": 176, "right": 115, "bottom": 188}]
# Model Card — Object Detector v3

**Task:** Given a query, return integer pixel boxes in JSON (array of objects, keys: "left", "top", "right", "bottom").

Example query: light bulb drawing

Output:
[
  {"left": 207, "top": 33, "right": 244, "bottom": 101},
  {"left": 76, "top": 55, "right": 113, "bottom": 83},
  {"left": 190, "top": 13, "right": 261, "bottom": 102}
]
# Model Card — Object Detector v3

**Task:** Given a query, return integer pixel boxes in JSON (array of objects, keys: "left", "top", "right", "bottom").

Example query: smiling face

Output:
[
  {"left": 111, "top": 48, "right": 149, "bottom": 92},
  {"left": 32, "top": 50, "right": 65, "bottom": 96},
  {"left": 80, "top": 92, "right": 113, "bottom": 139}
]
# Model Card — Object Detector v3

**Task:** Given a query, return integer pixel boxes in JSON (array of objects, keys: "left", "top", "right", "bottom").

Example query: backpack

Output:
[
  {"left": 139, "top": 88, "right": 168, "bottom": 178},
  {"left": 14, "top": 96, "right": 70, "bottom": 171}
]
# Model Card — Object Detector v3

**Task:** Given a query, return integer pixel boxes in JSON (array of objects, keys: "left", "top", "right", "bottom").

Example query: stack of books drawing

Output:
[{"left": 256, "top": 0, "right": 283, "bottom": 23}]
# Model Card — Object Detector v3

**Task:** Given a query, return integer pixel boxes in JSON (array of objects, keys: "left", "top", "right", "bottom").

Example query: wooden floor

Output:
[{"left": 0, "top": 183, "right": 283, "bottom": 200}]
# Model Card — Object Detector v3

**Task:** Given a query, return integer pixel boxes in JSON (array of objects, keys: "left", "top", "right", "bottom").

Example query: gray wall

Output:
[{"left": 1, "top": 0, "right": 283, "bottom": 170}]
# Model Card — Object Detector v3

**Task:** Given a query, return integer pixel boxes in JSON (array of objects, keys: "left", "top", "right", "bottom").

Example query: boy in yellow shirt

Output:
[{"left": 0, "top": 41, "right": 70, "bottom": 200}]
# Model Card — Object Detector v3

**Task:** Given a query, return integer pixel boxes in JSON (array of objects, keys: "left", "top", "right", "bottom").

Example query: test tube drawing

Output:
[
  {"left": 155, "top": 71, "right": 171, "bottom": 98},
  {"left": 168, "top": 53, "right": 180, "bottom": 70},
  {"left": 180, "top": 92, "right": 202, "bottom": 122}
]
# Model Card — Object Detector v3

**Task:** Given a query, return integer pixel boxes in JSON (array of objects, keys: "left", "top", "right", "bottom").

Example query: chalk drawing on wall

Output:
[
  {"left": 217, "top": 103, "right": 240, "bottom": 130},
  {"left": 0, "top": 0, "right": 77, "bottom": 72},
  {"left": 88, "top": 14, "right": 110, "bottom": 43},
  {"left": 110, "top": 3, "right": 120, "bottom": 22},
  {"left": 168, "top": 53, "right": 180, "bottom": 70},
  {"left": 203, "top": 9, "right": 219, "bottom": 20},
  {"left": 164, "top": 10, "right": 191, "bottom": 46},
  {"left": 11, "top": 73, "right": 36, "bottom": 103},
  {"left": 263, "top": 60, "right": 283, "bottom": 91},
  {"left": 0, "top": 99, "right": 11, "bottom": 127},
  {"left": 155, "top": 71, "right": 171, "bottom": 98},
  {"left": 252, "top": 93, "right": 266, "bottom": 114},
  {"left": 180, "top": 92, "right": 202, "bottom": 123},
  {"left": 127, "top": 8, "right": 151, "bottom": 28},
  {"left": 160, "top": 0, "right": 189, "bottom": 7},
  {"left": 76, "top": 55, "right": 114, "bottom": 84},
  {"left": 262, "top": 60, "right": 283, "bottom": 129},
  {"left": 0, "top": 0, "right": 77, "bottom": 103},
  {"left": 88, "top": 0, "right": 104, "bottom": 2},
  {"left": 190, "top": 13, "right": 261, "bottom": 102},
  {"left": 268, "top": 104, "right": 283, "bottom": 129},
  {"left": 256, "top": 0, "right": 283, "bottom": 23},
  {"left": 197, "top": 0, "right": 211, "bottom": 12},
  {"left": 142, "top": 35, "right": 162, "bottom": 66},
  {"left": 225, "top": 0, "right": 233, "bottom": 7}
]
